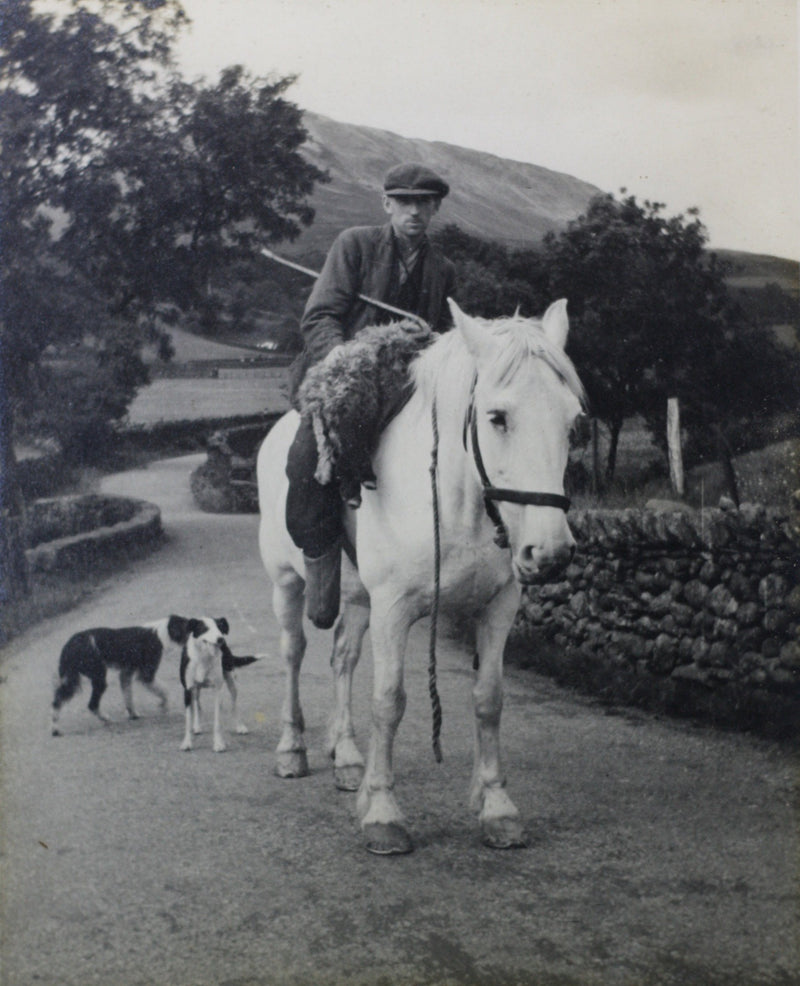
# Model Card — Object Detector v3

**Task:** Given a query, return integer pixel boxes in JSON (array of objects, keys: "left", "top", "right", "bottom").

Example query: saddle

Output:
[{"left": 297, "top": 321, "right": 433, "bottom": 504}]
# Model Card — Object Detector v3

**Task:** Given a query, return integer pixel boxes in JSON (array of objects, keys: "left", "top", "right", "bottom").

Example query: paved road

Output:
[{"left": 1, "top": 455, "right": 798, "bottom": 986}]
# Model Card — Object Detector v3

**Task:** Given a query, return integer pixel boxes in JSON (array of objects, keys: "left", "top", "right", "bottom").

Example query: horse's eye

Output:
[{"left": 489, "top": 410, "right": 508, "bottom": 432}]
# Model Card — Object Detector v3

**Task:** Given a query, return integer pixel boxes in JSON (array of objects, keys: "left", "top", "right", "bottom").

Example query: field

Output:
[
  {"left": 126, "top": 373, "right": 290, "bottom": 425},
  {"left": 129, "top": 330, "right": 798, "bottom": 509}
]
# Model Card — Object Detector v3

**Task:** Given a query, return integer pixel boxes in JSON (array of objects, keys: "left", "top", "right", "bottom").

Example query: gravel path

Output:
[{"left": 1, "top": 454, "right": 797, "bottom": 986}]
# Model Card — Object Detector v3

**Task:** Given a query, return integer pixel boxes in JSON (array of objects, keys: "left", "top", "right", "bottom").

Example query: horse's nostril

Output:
[{"left": 519, "top": 542, "right": 574, "bottom": 572}]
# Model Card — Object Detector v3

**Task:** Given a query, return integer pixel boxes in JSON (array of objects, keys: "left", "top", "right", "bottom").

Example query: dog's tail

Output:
[
  {"left": 220, "top": 638, "right": 260, "bottom": 674},
  {"left": 54, "top": 637, "right": 85, "bottom": 707},
  {"left": 228, "top": 654, "right": 259, "bottom": 669},
  {"left": 52, "top": 670, "right": 81, "bottom": 706}
]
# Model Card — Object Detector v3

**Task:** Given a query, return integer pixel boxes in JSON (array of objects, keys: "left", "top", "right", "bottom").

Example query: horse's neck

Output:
[{"left": 422, "top": 374, "right": 486, "bottom": 533}]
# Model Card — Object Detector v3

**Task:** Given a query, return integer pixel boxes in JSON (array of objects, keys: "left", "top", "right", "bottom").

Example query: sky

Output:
[{"left": 175, "top": 0, "right": 799, "bottom": 260}]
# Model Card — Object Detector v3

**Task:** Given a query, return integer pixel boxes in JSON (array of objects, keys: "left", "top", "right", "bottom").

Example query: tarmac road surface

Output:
[{"left": 1, "top": 454, "right": 798, "bottom": 986}]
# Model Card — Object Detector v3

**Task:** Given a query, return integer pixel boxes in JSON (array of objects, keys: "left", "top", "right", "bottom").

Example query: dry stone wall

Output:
[
  {"left": 25, "top": 495, "right": 163, "bottom": 575},
  {"left": 509, "top": 501, "right": 800, "bottom": 738}
]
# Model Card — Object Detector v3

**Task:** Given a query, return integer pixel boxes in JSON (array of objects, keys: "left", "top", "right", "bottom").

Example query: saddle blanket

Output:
[{"left": 297, "top": 321, "right": 432, "bottom": 493}]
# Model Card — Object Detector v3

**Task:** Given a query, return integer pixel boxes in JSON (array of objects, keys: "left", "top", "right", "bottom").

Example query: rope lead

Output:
[{"left": 429, "top": 398, "right": 443, "bottom": 763}]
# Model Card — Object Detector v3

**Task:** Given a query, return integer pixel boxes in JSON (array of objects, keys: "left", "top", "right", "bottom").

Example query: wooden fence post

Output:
[{"left": 667, "top": 397, "right": 685, "bottom": 497}]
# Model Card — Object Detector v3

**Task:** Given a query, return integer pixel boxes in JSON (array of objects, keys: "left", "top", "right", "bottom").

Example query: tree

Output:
[
  {"left": 543, "top": 192, "right": 800, "bottom": 492},
  {"left": 542, "top": 193, "right": 733, "bottom": 483},
  {"left": 57, "top": 63, "right": 327, "bottom": 319},
  {"left": 431, "top": 224, "right": 547, "bottom": 317},
  {"left": 0, "top": 0, "right": 327, "bottom": 600}
]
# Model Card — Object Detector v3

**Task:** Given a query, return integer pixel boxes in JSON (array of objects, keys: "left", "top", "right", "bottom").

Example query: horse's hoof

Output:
[
  {"left": 363, "top": 822, "right": 414, "bottom": 856},
  {"left": 481, "top": 817, "right": 527, "bottom": 850},
  {"left": 334, "top": 763, "right": 364, "bottom": 791},
  {"left": 276, "top": 750, "right": 309, "bottom": 778}
]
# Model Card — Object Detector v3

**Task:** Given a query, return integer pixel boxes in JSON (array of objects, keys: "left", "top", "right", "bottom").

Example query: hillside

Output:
[
  {"left": 715, "top": 250, "right": 799, "bottom": 297},
  {"left": 286, "top": 114, "right": 797, "bottom": 295},
  {"left": 290, "top": 112, "right": 603, "bottom": 259}
]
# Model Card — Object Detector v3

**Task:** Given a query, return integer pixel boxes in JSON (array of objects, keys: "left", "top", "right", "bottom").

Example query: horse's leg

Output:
[
  {"left": 327, "top": 601, "right": 369, "bottom": 791},
  {"left": 356, "top": 592, "right": 413, "bottom": 855},
  {"left": 273, "top": 572, "right": 310, "bottom": 778},
  {"left": 470, "top": 581, "right": 526, "bottom": 849}
]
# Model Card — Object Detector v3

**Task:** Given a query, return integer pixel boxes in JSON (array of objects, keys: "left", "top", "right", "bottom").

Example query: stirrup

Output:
[{"left": 304, "top": 544, "right": 341, "bottom": 630}]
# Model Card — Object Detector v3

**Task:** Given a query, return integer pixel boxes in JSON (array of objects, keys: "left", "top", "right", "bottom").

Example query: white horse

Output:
[{"left": 257, "top": 299, "right": 585, "bottom": 854}]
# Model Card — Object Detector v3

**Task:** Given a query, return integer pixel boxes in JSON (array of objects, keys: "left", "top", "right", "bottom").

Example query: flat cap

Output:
[{"left": 383, "top": 163, "right": 449, "bottom": 199}]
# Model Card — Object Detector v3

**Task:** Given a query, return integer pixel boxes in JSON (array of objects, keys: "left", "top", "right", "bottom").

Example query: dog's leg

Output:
[
  {"left": 140, "top": 677, "right": 168, "bottom": 711},
  {"left": 180, "top": 687, "right": 194, "bottom": 751},
  {"left": 224, "top": 671, "right": 249, "bottom": 735},
  {"left": 119, "top": 669, "right": 137, "bottom": 719},
  {"left": 212, "top": 684, "right": 227, "bottom": 753},
  {"left": 191, "top": 690, "right": 202, "bottom": 735},
  {"left": 88, "top": 670, "right": 110, "bottom": 723}
]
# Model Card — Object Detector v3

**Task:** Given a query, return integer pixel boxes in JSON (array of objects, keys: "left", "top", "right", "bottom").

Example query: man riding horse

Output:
[{"left": 285, "top": 163, "right": 457, "bottom": 629}]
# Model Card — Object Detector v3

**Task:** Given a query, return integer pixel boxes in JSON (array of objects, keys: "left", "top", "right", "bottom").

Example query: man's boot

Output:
[{"left": 303, "top": 542, "right": 342, "bottom": 630}]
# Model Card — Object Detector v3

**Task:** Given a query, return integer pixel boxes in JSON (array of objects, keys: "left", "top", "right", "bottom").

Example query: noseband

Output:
[{"left": 464, "top": 389, "right": 571, "bottom": 549}]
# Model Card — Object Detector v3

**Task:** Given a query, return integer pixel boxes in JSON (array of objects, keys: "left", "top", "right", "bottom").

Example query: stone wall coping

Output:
[
  {"left": 26, "top": 496, "right": 162, "bottom": 574},
  {"left": 568, "top": 503, "right": 795, "bottom": 551}
]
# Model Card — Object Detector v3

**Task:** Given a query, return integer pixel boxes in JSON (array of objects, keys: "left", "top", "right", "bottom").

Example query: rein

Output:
[
  {"left": 426, "top": 375, "right": 571, "bottom": 761},
  {"left": 428, "top": 399, "right": 444, "bottom": 763}
]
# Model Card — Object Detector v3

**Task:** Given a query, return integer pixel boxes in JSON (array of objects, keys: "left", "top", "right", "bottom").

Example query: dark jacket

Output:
[{"left": 290, "top": 223, "right": 456, "bottom": 400}]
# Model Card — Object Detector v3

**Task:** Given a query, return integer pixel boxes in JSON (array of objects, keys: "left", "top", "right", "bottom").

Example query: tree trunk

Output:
[
  {"left": 713, "top": 423, "right": 740, "bottom": 507},
  {"left": 0, "top": 343, "right": 31, "bottom": 603},
  {"left": 591, "top": 417, "right": 601, "bottom": 494},
  {"left": 605, "top": 418, "right": 623, "bottom": 484}
]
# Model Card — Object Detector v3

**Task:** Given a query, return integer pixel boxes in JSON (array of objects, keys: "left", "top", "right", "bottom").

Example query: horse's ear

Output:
[
  {"left": 542, "top": 299, "right": 569, "bottom": 350},
  {"left": 448, "top": 298, "right": 490, "bottom": 360}
]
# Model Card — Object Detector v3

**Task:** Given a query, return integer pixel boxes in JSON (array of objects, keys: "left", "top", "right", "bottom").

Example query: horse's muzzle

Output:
[{"left": 513, "top": 542, "right": 575, "bottom": 585}]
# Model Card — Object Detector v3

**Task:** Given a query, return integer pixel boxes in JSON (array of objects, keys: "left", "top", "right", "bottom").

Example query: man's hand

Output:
[{"left": 400, "top": 317, "right": 431, "bottom": 339}]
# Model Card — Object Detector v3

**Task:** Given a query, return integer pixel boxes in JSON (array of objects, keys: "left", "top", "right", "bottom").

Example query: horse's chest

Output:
[{"left": 439, "top": 543, "right": 510, "bottom": 610}]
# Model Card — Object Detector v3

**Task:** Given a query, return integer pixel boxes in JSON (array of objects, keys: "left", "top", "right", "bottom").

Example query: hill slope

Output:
[{"left": 291, "top": 112, "right": 603, "bottom": 257}]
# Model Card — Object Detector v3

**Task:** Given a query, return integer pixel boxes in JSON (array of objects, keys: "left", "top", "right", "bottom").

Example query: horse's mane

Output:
[{"left": 411, "top": 313, "right": 586, "bottom": 419}]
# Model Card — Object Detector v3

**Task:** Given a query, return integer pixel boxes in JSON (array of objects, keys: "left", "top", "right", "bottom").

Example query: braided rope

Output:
[{"left": 428, "top": 398, "right": 443, "bottom": 763}]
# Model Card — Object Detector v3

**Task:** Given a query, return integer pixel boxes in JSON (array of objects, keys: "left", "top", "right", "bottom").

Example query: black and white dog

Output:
[
  {"left": 179, "top": 616, "right": 258, "bottom": 752},
  {"left": 51, "top": 615, "right": 195, "bottom": 735}
]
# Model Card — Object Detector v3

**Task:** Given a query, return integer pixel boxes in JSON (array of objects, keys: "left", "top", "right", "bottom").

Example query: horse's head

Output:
[{"left": 449, "top": 298, "right": 585, "bottom": 585}]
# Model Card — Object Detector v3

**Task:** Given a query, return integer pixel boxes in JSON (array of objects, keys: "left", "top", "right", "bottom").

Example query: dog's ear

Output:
[
  {"left": 188, "top": 618, "right": 205, "bottom": 638},
  {"left": 215, "top": 617, "right": 229, "bottom": 635},
  {"left": 167, "top": 615, "right": 189, "bottom": 643}
]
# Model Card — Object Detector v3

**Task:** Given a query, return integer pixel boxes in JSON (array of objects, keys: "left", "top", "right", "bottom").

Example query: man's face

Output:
[{"left": 382, "top": 194, "right": 440, "bottom": 243}]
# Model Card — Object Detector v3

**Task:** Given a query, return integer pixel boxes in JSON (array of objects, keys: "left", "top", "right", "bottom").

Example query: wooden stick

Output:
[{"left": 260, "top": 247, "right": 428, "bottom": 330}]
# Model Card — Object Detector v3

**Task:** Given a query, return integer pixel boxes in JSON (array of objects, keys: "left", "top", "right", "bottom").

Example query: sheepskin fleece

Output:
[{"left": 297, "top": 321, "right": 432, "bottom": 490}]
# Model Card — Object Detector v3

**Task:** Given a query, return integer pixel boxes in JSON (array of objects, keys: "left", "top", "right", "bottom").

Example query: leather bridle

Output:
[{"left": 465, "top": 391, "right": 571, "bottom": 549}]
